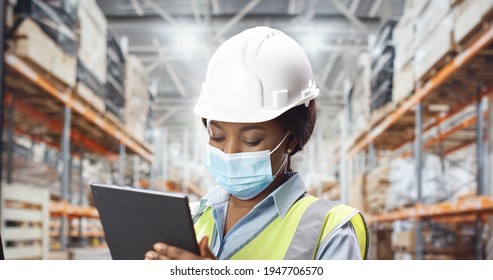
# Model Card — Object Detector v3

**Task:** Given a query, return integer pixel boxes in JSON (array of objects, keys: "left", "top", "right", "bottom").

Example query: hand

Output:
[{"left": 144, "top": 236, "right": 217, "bottom": 260}]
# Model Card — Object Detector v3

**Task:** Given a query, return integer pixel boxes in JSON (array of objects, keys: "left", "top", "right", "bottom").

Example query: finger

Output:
[
  {"left": 198, "top": 236, "right": 216, "bottom": 260},
  {"left": 145, "top": 250, "right": 171, "bottom": 260},
  {"left": 154, "top": 243, "right": 202, "bottom": 260}
]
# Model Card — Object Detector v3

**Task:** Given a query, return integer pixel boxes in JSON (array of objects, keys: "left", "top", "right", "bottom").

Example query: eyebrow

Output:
[
  {"left": 208, "top": 120, "right": 223, "bottom": 130},
  {"left": 239, "top": 125, "right": 267, "bottom": 133},
  {"left": 208, "top": 121, "right": 266, "bottom": 133}
]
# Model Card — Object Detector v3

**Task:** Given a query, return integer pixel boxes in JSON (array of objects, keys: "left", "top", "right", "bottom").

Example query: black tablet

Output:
[{"left": 90, "top": 183, "right": 199, "bottom": 260}]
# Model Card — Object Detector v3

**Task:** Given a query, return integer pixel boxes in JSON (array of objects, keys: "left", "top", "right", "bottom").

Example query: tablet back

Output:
[
  {"left": 90, "top": 183, "right": 199, "bottom": 260},
  {"left": 0, "top": 234, "right": 4, "bottom": 260}
]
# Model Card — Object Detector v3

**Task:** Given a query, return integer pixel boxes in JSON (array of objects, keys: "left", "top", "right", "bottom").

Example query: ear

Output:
[{"left": 286, "top": 134, "right": 298, "bottom": 155}]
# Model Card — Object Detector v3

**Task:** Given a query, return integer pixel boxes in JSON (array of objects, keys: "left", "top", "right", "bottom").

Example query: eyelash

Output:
[
  {"left": 210, "top": 136, "right": 261, "bottom": 146},
  {"left": 243, "top": 140, "right": 261, "bottom": 146},
  {"left": 210, "top": 136, "right": 225, "bottom": 143}
]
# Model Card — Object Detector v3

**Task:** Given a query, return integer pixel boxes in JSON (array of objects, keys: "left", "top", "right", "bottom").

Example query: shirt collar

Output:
[{"left": 194, "top": 173, "right": 307, "bottom": 219}]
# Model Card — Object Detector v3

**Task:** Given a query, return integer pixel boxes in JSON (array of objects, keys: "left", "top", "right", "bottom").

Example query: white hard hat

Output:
[{"left": 194, "top": 26, "right": 319, "bottom": 123}]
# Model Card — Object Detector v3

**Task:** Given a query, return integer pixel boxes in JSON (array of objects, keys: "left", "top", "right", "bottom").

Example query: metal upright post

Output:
[
  {"left": 60, "top": 105, "right": 72, "bottom": 251},
  {"left": 488, "top": 94, "right": 493, "bottom": 196},
  {"left": 368, "top": 142, "right": 376, "bottom": 171},
  {"left": 340, "top": 82, "right": 351, "bottom": 204},
  {"left": 6, "top": 95, "right": 14, "bottom": 184},
  {"left": 78, "top": 145, "right": 84, "bottom": 246},
  {"left": 119, "top": 143, "right": 126, "bottom": 186},
  {"left": 476, "top": 89, "right": 485, "bottom": 259},
  {"left": 182, "top": 128, "right": 189, "bottom": 194},
  {"left": 414, "top": 102, "right": 423, "bottom": 260},
  {"left": 78, "top": 145, "right": 84, "bottom": 206},
  {"left": 0, "top": 0, "right": 8, "bottom": 221},
  {"left": 477, "top": 92, "right": 485, "bottom": 196},
  {"left": 133, "top": 155, "right": 140, "bottom": 187}
]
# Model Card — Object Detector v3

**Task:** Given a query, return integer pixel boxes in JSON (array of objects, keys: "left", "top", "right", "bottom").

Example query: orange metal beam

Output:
[
  {"left": 5, "top": 53, "right": 154, "bottom": 163},
  {"left": 391, "top": 84, "right": 493, "bottom": 152},
  {"left": 11, "top": 94, "right": 113, "bottom": 157},
  {"left": 348, "top": 25, "right": 493, "bottom": 157},
  {"left": 50, "top": 201, "right": 99, "bottom": 219},
  {"left": 368, "top": 195, "right": 493, "bottom": 224}
]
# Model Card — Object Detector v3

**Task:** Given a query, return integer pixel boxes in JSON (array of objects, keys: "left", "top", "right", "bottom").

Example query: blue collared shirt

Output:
[{"left": 192, "top": 173, "right": 362, "bottom": 260}]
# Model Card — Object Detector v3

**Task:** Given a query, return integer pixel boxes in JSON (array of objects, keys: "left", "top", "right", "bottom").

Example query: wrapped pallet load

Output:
[
  {"left": 369, "top": 20, "right": 397, "bottom": 113},
  {"left": 75, "top": 0, "right": 107, "bottom": 114},
  {"left": 105, "top": 29, "right": 126, "bottom": 121},
  {"left": 386, "top": 153, "right": 449, "bottom": 210},
  {"left": 348, "top": 52, "right": 371, "bottom": 140},
  {"left": 453, "top": 0, "right": 493, "bottom": 48},
  {"left": 11, "top": 0, "right": 77, "bottom": 88},
  {"left": 414, "top": 0, "right": 455, "bottom": 82},
  {"left": 392, "top": 0, "right": 416, "bottom": 105},
  {"left": 125, "top": 55, "right": 150, "bottom": 144}
]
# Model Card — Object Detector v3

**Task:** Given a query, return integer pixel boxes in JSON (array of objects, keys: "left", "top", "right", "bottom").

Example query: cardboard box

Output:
[
  {"left": 348, "top": 174, "right": 366, "bottom": 212},
  {"left": 392, "top": 60, "right": 415, "bottom": 105},
  {"left": 12, "top": 18, "right": 77, "bottom": 87},
  {"left": 453, "top": 0, "right": 493, "bottom": 46},
  {"left": 77, "top": 0, "right": 107, "bottom": 84},
  {"left": 349, "top": 52, "right": 371, "bottom": 140},
  {"left": 415, "top": 0, "right": 452, "bottom": 44},
  {"left": 391, "top": 230, "right": 416, "bottom": 252},
  {"left": 415, "top": 13, "right": 454, "bottom": 81},
  {"left": 124, "top": 56, "right": 150, "bottom": 143},
  {"left": 393, "top": 12, "right": 415, "bottom": 71},
  {"left": 76, "top": 82, "right": 106, "bottom": 114}
]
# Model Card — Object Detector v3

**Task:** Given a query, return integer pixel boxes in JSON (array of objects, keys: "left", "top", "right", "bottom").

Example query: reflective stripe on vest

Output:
[{"left": 193, "top": 196, "right": 368, "bottom": 259}]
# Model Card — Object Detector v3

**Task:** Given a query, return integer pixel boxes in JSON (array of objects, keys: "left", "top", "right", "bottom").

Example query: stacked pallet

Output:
[
  {"left": 423, "top": 221, "right": 476, "bottom": 260},
  {"left": 6, "top": 0, "right": 18, "bottom": 30},
  {"left": 453, "top": 0, "right": 493, "bottom": 50},
  {"left": 392, "top": 0, "right": 493, "bottom": 100},
  {"left": 392, "top": 0, "right": 415, "bottom": 105},
  {"left": 125, "top": 56, "right": 151, "bottom": 143},
  {"left": 11, "top": 0, "right": 78, "bottom": 88},
  {"left": 370, "top": 20, "right": 397, "bottom": 113},
  {"left": 348, "top": 174, "right": 366, "bottom": 212},
  {"left": 365, "top": 165, "right": 390, "bottom": 214},
  {"left": 386, "top": 154, "right": 449, "bottom": 210},
  {"left": 414, "top": 0, "right": 455, "bottom": 83},
  {"left": 105, "top": 28, "right": 126, "bottom": 121},
  {"left": 391, "top": 220, "right": 415, "bottom": 260},
  {"left": 321, "top": 180, "right": 340, "bottom": 201},
  {"left": 391, "top": 220, "right": 477, "bottom": 260},
  {"left": 1, "top": 183, "right": 50, "bottom": 260},
  {"left": 369, "top": 227, "right": 393, "bottom": 260},
  {"left": 348, "top": 52, "right": 371, "bottom": 141},
  {"left": 76, "top": 0, "right": 107, "bottom": 114}
]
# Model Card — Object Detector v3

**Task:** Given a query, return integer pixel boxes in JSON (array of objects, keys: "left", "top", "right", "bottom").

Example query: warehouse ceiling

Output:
[{"left": 96, "top": 0, "right": 406, "bottom": 142}]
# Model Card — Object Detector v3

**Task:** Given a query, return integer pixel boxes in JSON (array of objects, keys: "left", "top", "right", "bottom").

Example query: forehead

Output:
[{"left": 207, "top": 120, "right": 284, "bottom": 133}]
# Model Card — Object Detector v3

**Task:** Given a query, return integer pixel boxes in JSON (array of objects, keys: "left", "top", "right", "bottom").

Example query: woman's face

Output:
[{"left": 206, "top": 120, "right": 293, "bottom": 174}]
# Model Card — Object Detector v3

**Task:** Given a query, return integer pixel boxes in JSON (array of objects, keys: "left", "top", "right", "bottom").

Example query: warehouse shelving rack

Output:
[
  {"left": 1, "top": 50, "right": 155, "bottom": 255},
  {"left": 344, "top": 23, "right": 493, "bottom": 259}
]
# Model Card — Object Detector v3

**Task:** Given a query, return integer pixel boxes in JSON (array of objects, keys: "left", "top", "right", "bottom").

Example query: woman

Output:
[{"left": 145, "top": 26, "right": 368, "bottom": 260}]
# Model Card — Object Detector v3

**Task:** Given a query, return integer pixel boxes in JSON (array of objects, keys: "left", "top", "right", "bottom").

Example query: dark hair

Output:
[
  {"left": 275, "top": 100, "right": 317, "bottom": 156},
  {"left": 200, "top": 100, "right": 317, "bottom": 155}
]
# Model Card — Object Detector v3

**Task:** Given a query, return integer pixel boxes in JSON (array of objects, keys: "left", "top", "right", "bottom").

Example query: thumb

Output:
[{"left": 199, "top": 236, "right": 216, "bottom": 260}]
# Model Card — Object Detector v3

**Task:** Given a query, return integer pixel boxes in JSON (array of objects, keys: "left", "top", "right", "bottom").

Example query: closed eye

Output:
[
  {"left": 242, "top": 139, "right": 261, "bottom": 146},
  {"left": 210, "top": 136, "right": 225, "bottom": 143}
]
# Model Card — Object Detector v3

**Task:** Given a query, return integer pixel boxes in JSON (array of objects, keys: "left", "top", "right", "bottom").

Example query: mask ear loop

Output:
[
  {"left": 269, "top": 132, "right": 291, "bottom": 155},
  {"left": 271, "top": 132, "right": 291, "bottom": 176},
  {"left": 273, "top": 153, "right": 289, "bottom": 177}
]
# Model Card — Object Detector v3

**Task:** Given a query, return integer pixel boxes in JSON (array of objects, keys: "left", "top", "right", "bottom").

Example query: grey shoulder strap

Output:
[{"left": 284, "top": 198, "right": 339, "bottom": 260}]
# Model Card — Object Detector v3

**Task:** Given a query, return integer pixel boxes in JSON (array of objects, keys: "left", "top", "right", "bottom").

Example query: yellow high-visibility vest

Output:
[{"left": 194, "top": 196, "right": 369, "bottom": 260}]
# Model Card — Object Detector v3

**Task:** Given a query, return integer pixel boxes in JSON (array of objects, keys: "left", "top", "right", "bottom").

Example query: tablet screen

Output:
[{"left": 90, "top": 183, "right": 199, "bottom": 260}]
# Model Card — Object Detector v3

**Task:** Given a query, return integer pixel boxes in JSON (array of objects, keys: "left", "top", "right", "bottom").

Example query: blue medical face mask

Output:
[{"left": 205, "top": 133, "right": 290, "bottom": 200}]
